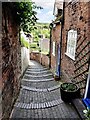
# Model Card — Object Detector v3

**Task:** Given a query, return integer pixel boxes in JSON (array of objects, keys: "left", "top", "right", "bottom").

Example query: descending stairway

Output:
[
  {"left": 10, "top": 60, "right": 80, "bottom": 119},
  {"left": 16, "top": 65, "right": 61, "bottom": 109}
]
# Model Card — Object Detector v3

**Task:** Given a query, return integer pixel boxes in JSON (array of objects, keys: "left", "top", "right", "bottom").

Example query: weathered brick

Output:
[
  {"left": 2, "top": 3, "right": 21, "bottom": 119},
  {"left": 30, "top": 52, "right": 49, "bottom": 67},
  {"left": 61, "top": 1, "right": 90, "bottom": 95}
]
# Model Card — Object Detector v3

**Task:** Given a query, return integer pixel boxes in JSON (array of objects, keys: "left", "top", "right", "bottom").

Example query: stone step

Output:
[
  {"left": 27, "top": 68, "right": 49, "bottom": 71},
  {"left": 21, "top": 85, "right": 60, "bottom": 92},
  {"left": 24, "top": 73, "right": 53, "bottom": 77},
  {"left": 23, "top": 75, "right": 53, "bottom": 80},
  {"left": 22, "top": 78, "right": 54, "bottom": 82},
  {"left": 26, "top": 70, "right": 51, "bottom": 74},
  {"left": 14, "top": 99, "right": 63, "bottom": 109}
]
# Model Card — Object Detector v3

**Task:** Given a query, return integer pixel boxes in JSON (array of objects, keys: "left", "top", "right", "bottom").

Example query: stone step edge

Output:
[
  {"left": 24, "top": 73, "right": 53, "bottom": 77},
  {"left": 22, "top": 78, "right": 54, "bottom": 82},
  {"left": 21, "top": 85, "right": 60, "bottom": 92},
  {"left": 28, "top": 67, "right": 48, "bottom": 70},
  {"left": 14, "top": 99, "right": 63, "bottom": 109},
  {"left": 26, "top": 70, "right": 50, "bottom": 74}
]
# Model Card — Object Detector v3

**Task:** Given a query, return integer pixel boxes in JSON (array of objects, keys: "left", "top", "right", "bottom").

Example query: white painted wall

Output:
[
  {"left": 39, "top": 38, "right": 49, "bottom": 53},
  {"left": 21, "top": 47, "right": 30, "bottom": 75}
]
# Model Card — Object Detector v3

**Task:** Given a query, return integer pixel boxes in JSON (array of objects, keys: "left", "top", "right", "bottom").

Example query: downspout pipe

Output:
[
  {"left": 59, "top": 1, "right": 65, "bottom": 78},
  {"left": 49, "top": 23, "right": 53, "bottom": 69}
]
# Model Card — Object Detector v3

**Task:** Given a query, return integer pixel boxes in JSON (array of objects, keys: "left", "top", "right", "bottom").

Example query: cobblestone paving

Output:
[{"left": 11, "top": 60, "right": 80, "bottom": 119}]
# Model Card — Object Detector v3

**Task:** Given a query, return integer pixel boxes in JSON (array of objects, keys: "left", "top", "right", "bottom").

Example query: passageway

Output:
[{"left": 10, "top": 60, "right": 80, "bottom": 119}]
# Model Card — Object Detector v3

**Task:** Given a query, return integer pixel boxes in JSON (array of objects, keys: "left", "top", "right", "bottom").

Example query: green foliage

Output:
[
  {"left": 31, "top": 23, "right": 50, "bottom": 41},
  {"left": 41, "top": 51, "right": 49, "bottom": 55},
  {"left": 30, "top": 42, "right": 37, "bottom": 48},
  {"left": 30, "top": 42, "right": 40, "bottom": 52},
  {"left": 13, "top": 1, "right": 42, "bottom": 32},
  {"left": 30, "top": 23, "right": 50, "bottom": 52},
  {"left": 61, "top": 83, "right": 77, "bottom": 92}
]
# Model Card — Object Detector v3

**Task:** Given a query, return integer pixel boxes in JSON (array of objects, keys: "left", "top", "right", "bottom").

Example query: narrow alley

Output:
[
  {"left": 10, "top": 60, "right": 80, "bottom": 119},
  {"left": 2, "top": 1, "right": 90, "bottom": 119}
]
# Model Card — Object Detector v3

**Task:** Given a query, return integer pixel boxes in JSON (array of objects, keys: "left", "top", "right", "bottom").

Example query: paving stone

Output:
[
  {"left": 26, "top": 104, "right": 29, "bottom": 109},
  {"left": 40, "top": 103, "right": 43, "bottom": 108},
  {"left": 38, "top": 109, "right": 42, "bottom": 118},
  {"left": 32, "top": 103, "right": 36, "bottom": 109},
  {"left": 38, "top": 103, "right": 41, "bottom": 109},
  {"left": 52, "top": 100, "right": 56, "bottom": 106},
  {"left": 46, "top": 102, "right": 49, "bottom": 107},
  {"left": 36, "top": 103, "right": 38, "bottom": 109},
  {"left": 36, "top": 104, "right": 38, "bottom": 109},
  {"left": 32, "top": 103, "right": 34, "bottom": 109},
  {"left": 50, "top": 101, "right": 54, "bottom": 106}
]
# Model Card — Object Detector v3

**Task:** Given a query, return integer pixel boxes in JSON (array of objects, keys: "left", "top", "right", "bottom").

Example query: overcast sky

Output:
[{"left": 32, "top": 0, "right": 55, "bottom": 23}]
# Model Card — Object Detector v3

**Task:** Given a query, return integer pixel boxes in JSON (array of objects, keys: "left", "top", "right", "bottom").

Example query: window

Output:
[
  {"left": 52, "top": 41, "right": 55, "bottom": 56},
  {"left": 65, "top": 29, "right": 77, "bottom": 60}
]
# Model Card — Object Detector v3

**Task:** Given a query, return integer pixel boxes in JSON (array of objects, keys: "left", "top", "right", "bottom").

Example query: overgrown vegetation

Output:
[
  {"left": 30, "top": 23, "right": 50, "bottom": 52},
  {"left": 11, "top": 1, "right": 43, "bottom": 49},
  {"left": 31, "top": 23, "right": 50, "bottom": 41},
  {"left": 14, "top": 1, "right": 42, "bottom": 32},
  {"left": 12, "top": 1, "right": 50, "bottom": 51}
]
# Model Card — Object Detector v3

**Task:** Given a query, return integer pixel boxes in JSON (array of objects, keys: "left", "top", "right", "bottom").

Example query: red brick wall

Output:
[
  {"left": 62, "top": 1, "right": 90, "bottom": 94},
  {"left": 2, "top": 3, "right": 21, "bottom": 118},
  {"left": 41, "top": 54, "right": 49, "bottom": 67},
  {"left": 30, "top": 52, "right": 49, "bottom": 67},
  {"left": 30, "top": 52, "right": 41, "bottom": 63},
  {"left": 51, "top": 23, "right": 61, "bottom": 72}
]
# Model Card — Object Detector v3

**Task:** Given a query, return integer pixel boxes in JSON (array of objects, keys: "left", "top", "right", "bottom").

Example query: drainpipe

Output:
[
  {"left": 59, "top": 1, "right": 65, "bottom": 78},
  {"left": 49, "top": 23, "right": 53, "bottom": 69}
]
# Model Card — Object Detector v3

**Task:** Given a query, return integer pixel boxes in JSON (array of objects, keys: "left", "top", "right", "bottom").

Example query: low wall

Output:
[
  {"left": 21, "top": 47, "right": 30, "bottom": 75},
  {"left": 41, "top": 54, "right": 49, "bottom": 67},
  {"left": 30, "top": 52, "right": 41, "bottom": 63},
  {"left": 30, "top": 52, "right": 49, "bottom": 67}
]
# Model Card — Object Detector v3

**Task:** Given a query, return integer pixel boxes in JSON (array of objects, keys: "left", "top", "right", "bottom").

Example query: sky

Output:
[{"left": 32, "top": 0, "right": 55, "bottom": 23}]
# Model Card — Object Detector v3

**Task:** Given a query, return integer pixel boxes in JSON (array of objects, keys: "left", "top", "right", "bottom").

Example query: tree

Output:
[{"left": 14, "top": 1, "right": 42, "bottom": 32}]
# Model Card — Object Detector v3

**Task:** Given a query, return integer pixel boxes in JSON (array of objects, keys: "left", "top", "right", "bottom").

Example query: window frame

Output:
[{"left": 65, "top": 29, "right": 77, "bottom": 60}]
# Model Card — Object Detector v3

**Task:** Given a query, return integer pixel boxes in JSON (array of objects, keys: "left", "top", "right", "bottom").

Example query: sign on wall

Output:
[{"left": 65, "top": 29, "right": 77, "bottom": 60}]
